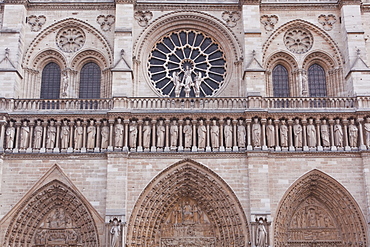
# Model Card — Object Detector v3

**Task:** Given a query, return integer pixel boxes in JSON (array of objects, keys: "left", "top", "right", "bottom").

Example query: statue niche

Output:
[
  {"left": 161, "top": 197, "right": 216, "bottom": 247},
  {"left": 34, "top": 207, "right": 81, "bottom": 246}
]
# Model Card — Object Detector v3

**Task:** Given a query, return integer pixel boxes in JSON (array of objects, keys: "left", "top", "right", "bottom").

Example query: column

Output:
[
  {"left": 232, "top": 119, "right": 238, "bottom": 151},
  {"left": 13, "top": 121, "right": 21, "bottom": 153},
  {"left": 316, "top": 119, "right": 323, "bottom": 151},
  {"left": 246, "top": 119, "right": 252, "bottom": 150},
  {"left": 68, "top": 121, "right": 74, "bottom": 153},
  {"left": 137, "top": 120, "right": 143, "bottom": 152},
  {"left": 123, "top": 119, "right": 129, "bottom": 152},
  {"left": 206, "top": 120, "right": 211, "bottom": 152},
  {"left": 343, "top": 119, "right": 350, "bottom": 151},
  {"left": 95, "top": 121, "right": 101, "bottom": 153},
  {"left": 302, "top": 119, "right": 308, "bottom": 151},
  {"left": 192, "top": 119, "right": 197, "bottom": 152},
  {"left": 329, "top": 119, "right": 336, "bottom": 151},
  {"left": 219, "top": 119, "right": 225, "bottom": 151},
  {"left": 0, "top": 118, "right": 6, "bottom": 152},
  {"left": 27, "top": 121, "right": 34, "bottom": 153},
  {"left": 81, "top": 121, "right": 87, "bottom": 153},
  {"left": 358, "top": 118, "right": 367, "bottom": 150},
  {"left": 54, "top": 121, "right": 60, "bottom": 153},
  {"left": 261, "top": 119, "right": 267, "bottom": 151},
  {"left": 108, "top": 119, "right": 114, "bottom": 151},
  {"left": 151, "top": 119, "right": 157, "bottom": 152},
  {"left": 165, "top": 120, "right": 170, "bottom": 152},
  {"left": 274, "top": 119, "right": 281, "bottom": 151},
  {"left": 178, "top": 119, "right": 184, "bottom": 151},
  {"left": 288, "top": 119, "right": 295, "bottom": 151}
]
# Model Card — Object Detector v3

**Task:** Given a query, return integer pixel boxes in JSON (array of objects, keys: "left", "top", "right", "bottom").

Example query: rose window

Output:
[
  {"left": 284, "top": 28, "right": 313, "bottom": 54},
  {"left": 56, "top": 27, "right": 85, "bottom": 53},
  {"left": 148, "top": 30, "right": 227, "bottom": 97}
]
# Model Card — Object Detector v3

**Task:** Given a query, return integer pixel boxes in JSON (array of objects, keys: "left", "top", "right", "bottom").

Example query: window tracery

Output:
[
  {"left": 284, "top": 28, "right": 313, "bottom": 54},
  {"left": 56, "top": 27, "right": 86, "bottom": 53}
]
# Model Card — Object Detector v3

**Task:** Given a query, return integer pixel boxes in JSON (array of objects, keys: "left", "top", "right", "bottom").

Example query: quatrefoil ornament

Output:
[
  {"left": 222, "top": 11, "right": 241, "bottom": 28},
  {"left": 318, "top": 14, "right": 336, "bottom": 31},
  {"left": 260, "top": 15, "right": 279, "bottom": 31},
  {"left": 97, "top": 15, "right": 115, "bottom": 32}
]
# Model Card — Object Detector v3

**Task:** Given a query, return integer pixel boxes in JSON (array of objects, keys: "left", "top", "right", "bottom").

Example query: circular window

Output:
[
  {"left": 284, "top": 28, "right": 313, "bottom": 54},
  {"left": 148, "top": 30, "right": 227, "bottom": 97},
  {"left": 56, "top": 27, "right": 85, "bottom": 53}
]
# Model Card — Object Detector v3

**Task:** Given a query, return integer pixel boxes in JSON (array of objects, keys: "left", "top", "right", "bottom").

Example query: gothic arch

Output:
[
  {"left": 274, "top": 169, "right": 367, "bottom": 246},
  {"left": 3, "top": 179, "right": 100, "bottom": 246},
  {"left": 126, "top": 159, "right": 250, "bottom": 247}
]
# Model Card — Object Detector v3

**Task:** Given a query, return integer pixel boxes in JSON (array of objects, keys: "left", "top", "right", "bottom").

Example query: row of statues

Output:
[{"left": 3, "top": 116, "right": 370, "bottom": 152}]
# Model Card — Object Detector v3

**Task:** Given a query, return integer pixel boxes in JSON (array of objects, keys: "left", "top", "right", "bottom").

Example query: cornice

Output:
[
  {"left": 135, "top": 3, "right": 241, "bottom": 11},
  {"left": 261, "top": 3, "right": 338, "bottom": 11},
  {"left": 26, "top": 2, "right": 116, "bottom": 10},
  {"left": 3, "top": 152, "right": 107, "bottom": 160}
]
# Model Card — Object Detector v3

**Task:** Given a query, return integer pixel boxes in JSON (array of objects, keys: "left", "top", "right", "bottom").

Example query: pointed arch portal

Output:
[
  {"left": 274, "top": 169, "right": 367, "bottom": 246},
  {"left": 127, "top": 159, "right": 250, "bottom": 247}
]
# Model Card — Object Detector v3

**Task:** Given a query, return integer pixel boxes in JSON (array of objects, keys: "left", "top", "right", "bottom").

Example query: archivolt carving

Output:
[
  {"left": 302, "top": 51, "right": 337, "bottom": 69},
  {"left": 265, "top": 51, "right": 298, "bottom": 71},
  {"left": 274, "top": 169, "right": 367, "bottom": 246},
  {"left": 71, "top": 49, "right": 109, "bottom": 70},
  {"left": 126, "top": 159, "right": 250, "bottom": 247},
  {"left": 31, "top": 49, "right": 67, "bottom": 70},
  {"left": 3, "top": 180, "right": 100, "bottom": 246}
]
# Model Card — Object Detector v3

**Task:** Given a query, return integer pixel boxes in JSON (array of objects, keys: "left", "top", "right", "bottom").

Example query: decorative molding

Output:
[
  {"left": 260, "top": 14, "right": 278, "bottom": 31},
  {"left": 0, "top": 48, "right": 16, "bottom": 70},
  {"left": 318, "top": 14, "right": 336, "bottom": 31},
  {"left": 221, "top": 11, "right": 241, "bottom": 28},
  {"left": 135, "top": 3, "right": 240, "bottom": 12},
  {"left": 26, "top": 2, "right": 116, "bottom": 10},
  {"left": 27, "top": 15, "right": 46, "bottom": 32},
  {"left": 97, "top": 14, "right": 115, "bottom": 31},
  {"left": 134, "top": 11, "right": 153, "bottom": 27}
]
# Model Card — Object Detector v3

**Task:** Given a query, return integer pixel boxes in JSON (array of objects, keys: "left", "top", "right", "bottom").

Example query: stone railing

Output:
[{"left": 0, "top": 96, "right": 367, "bottom": 112}]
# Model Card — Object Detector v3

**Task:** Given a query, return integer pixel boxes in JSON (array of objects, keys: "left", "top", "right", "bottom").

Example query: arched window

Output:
[
  {"left": 308, "top": 64, "right": 327, "bottom": 97},
  {"left": 79, "top": 62, "right": 101, "bottom": 98},
  {"left": 40, "top": 62, "right": 61, "bottom": 99},
  {"left": 272, "top": 64, "right": 289, "bottom": 97}
]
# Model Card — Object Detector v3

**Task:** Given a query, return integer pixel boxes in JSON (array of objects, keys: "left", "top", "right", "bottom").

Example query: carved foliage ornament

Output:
[
  {"left": 97, "top": 14, "right": 115, "bottom": 31},
  {"left": 318, "top": 14, "right": 336, "bottom": 31},
  {"left": 260, "top": 15, "right": 278, "bottom": 31},
  {"left": 134, "top": 11, "right": 153, "bottom": 27},
  {"left": 56, "top": 27, "right": 86, "bottom": 53},
  {"left": 28, "top": 15, "right": 46, "bottom": 32},
  {"left": 221, "top": 11, "right": 241, "bottom": 28},
  {"left": 284, "top": 27, "right": 313, "bottom": 54}
]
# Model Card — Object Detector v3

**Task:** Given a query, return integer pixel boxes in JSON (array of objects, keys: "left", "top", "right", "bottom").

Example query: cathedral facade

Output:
[{"left": 0, "top": 0, "right": 369, "bottom": 246}]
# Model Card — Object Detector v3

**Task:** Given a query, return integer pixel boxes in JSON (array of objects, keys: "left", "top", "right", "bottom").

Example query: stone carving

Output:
[
  {"left": 173, "top": 71, "right": 181, "bottom": 97},
  {"left": 170, "top": 120, "right": 178, "bottom": 149},
  {"left": 143, "top": 120, "right": 151, "bottom": 149},
  {"left": 224, "top": 119, "right": 233, "bottom": 149},
  {"left": 237, "top": 119, "right": 246, "bottom": 148},
  {"left": 198, "top": 120, "right": 206, "bottom": 149},
  {"left": 61, "top": 71, "right": 69, "bottom": 97},
  {"left": 183, "top": 66, "right": 193, "bottom": 97},
  {"left": 194, "top": 72, "right": 202, "bottom": 97},
  {"left": 221, "top": 11, "right": 241, "bottom": 28},
  {"left": 252, "top": 118, "right": 261, "bottom": 147},
  {"left": 266, "top": 119, "right": 275, "bottom": 148},
  {"left": 57, "top": 27, "right": 85, "bottom": 53},
  {"left": 33, "top": 120, "right": 43, "bottom": 149},
  {"left": 211, "top": 119, "right": 219, "bottom": 149},
  {"left": 46, "top": 120, "right": 56, "bottom": 149},
  {"left": 365, "top": 117, "right": 370, "bottom": 148},
  {"left": 318, "top": 14, "right": 336, "bottom": 31},
  {"left": 87, "top": 120, "right": 96, "bottom": 149},
  {"left": 129, "top": 120, "right": 138, "bottom": 149},
  {"left": 334, "top": 119, "right": 343, "bottom": 147},
  {"left": 134, "top": 11, "right": 153, "bottom": 27},
  {"left": 348, "top": 119, "right": 358, "bottom": 148},
  {"left": 157, "top": 120, "right": 165, "bottom": 149},
  {"left": 97, "top": 14, "right": 115, "bottom": 31},
  {"left": 28, "top": 15, "right": 46, "bottom": 32},
  {"left": 183, "top": 119, "right": 192, "bottom": 149},
  {"left": 284, "top": 28, "right": 313, "bottom": 54},
  {"left": 255, "top": 218, "right": 268, "bottom": 247},
  {"left": 20, "top": 121, "right": 30, "bottom": 149},
  {"left": 101, "top": 120, "right": 109, "bottom": 149},
  {"left": 307, "top": 118, "right": 316, "bottom": 148},
  {"left": 260, "top": 14, "right": 279, "bottom": 31},
  {"left": 280, "top": 120, "right": 288, "bottom": 147},
  {"left": 60, "top": 120, "right": 70, "bottom": 149},
  {"left": 110, "top": 218, "right": 121, "bottom": 247},
  {"left": 293, "top": 119, "right": 302, "bottom": 148},
  {"left": 114, "top": 118, "right": 124, "bottom": 148},
  {"left": 74, "top": 120, "right": 83, "bottom": 149},
  {"left": 320, "top": 119, "right": 330, "bottom": 147}
]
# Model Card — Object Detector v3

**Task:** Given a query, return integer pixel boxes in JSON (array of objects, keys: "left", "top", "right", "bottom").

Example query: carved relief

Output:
[
  {"left": 97, "top": 14, "right": 115, "bottom": 31},
  {"left": 27, "top": 15, "right": 46, "bottom": 32},
  {"left": 134, "top": 11, "right": 153, "bottom": 27},
  {"left": 56, "top": 27, "right": 86, "bottom": 53},
  {"left": 260, "top": 15, "right": 278, "bottom": 31},
  {"left": 284, "top": 28, "right": 313, "bottom": 54},
  {"left": 221, "top": 11, "right": 241, "bottom": 28},
  {"left": 318, "top": 14, "right": 336, "bottom": 31}
]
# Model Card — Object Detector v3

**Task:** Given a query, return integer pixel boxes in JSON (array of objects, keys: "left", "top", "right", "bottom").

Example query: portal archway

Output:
[
  {"left": 274, "top": 169, "right": 367, "bottom": 246},
  {"left": 126, "top": 159, "right": 250, "bottom": 247}
]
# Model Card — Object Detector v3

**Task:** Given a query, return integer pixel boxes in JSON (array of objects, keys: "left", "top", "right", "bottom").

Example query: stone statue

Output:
[
  {"left": 114, "top": 118, "right": 124, "bottom": 148},
  {"left": 129, "top": 121, "right": 138, "bottom": 148},
  {"left": 198, "top": 119, "right": 206, "bottom": 149},
  {"left": 210, "top": 119, "right": 219, "bottom": 148},
  {"left": 348, "top": 119, "right": 358, "bottom": 148},
  {"left": 20, "top": 121, "right": 30, "bottom": 149},
  {"left": 33, "top": 120, "right": 43, "bottom": 149},
  {"left": 194, "top": 72, "right": 202, "bottom": 97},
  {"left": 255, "top": 218, "right": 267, "bottom": 247},
  {"left": 74, "top": 120, "right": 83, "bottom": 149},
  {"left": 307, "top": 118, "right": 316, "bottom": 148},
  {"left": 365, "top": 117, "right": 370, "bottom": 148},
  {"left": 224, "top": 119, "right": 233, "bottom": 148},
  {"left": 320, "top": 119, "right": 330, "bottom": 147},
  {"left": 60, "top": 120, "right": 70, "bottom": 149},
  {"left": 183, "top": 119, "right": 192, "bottom": 149},
  {"left": 170, "top": 120, "right": 178, "bottom": 148},
  {"left": 110, "top": 218, "right": 120, "bottom": 247},
  {"left": 334, "top": 119, "right": 343, "bottom": 147},
  {"left": 182, "top": 66, "right": 192, "bottom": 97},
  {"left": 252, "top": 118, "right": 261, "bottom": 147},
  {"left": 143, "top": 120, "right": 151, "bottom": 149},
  {"left": 173, "top": 71, "right": 181, "bottom": 97},
  {"left": 101, "top": 120, "right": 109, "bottom": 149},
  {"left": 293, "top": 119, "right": 302, "bottom": 148},
  {"left": 237, "top": 119, "right": 246, "bottom": 148},
  {"left": 266, "top": 119, "right": 275, "bottom": 148},
  {"left": 87, "top": 120, "right": 96, "bottom": 149},
  {"left": 62, "top": 71, "right": 68, "bottom": 97},
  {"left": 157, "top": 120, "right": 165, "bottom": 148},
  {"left": 6, "top": 121, "right": 15, "bottom": 149},
  {"left": 46, "top": 120, "right": 56, "bottom": 149},
  {"left": 280, "top": 120, "right": 288, "bottom": 147}
]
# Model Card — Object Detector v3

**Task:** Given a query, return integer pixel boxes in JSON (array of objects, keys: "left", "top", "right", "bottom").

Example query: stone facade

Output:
[{"left": 0, "top": 0, "right": 370, "bottom": 246}]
